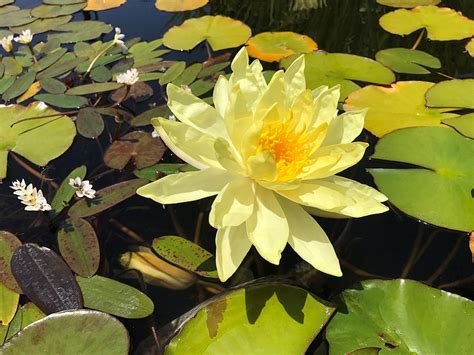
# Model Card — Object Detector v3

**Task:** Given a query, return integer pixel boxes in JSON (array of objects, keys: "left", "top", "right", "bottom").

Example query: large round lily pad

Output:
[
  {"left": 281, "top": 52, "right": 395, "bottom": 99},
  {"left": 165, "top": 282, "right": 335, "bottom": 354},
  {"left": 425, "top": 79, "right": 474, "bottom": 109},
  {"left": 155, "top": 0, "right": 208, "bottom": 12},
  {"left": 379, "top": 6, "right": 474, "bottom": 40},
  {"left": 1, "top": 310, "right": 129, "bottom": 354},
  {"left": 163, "top": 15, "right": 251, "bottom": 51},
  {"left": 375, "top": 48, "right": 440, "bottom": 74},
  {"left": 344, "top": 81, "right": 458, "bottom": 137},
  {"left": 246, "top": 31, "right": 317, "bottom": 62},
  {"left": 84, "top": 0, "right": 127, "bottom": 11},
  {"left": 368, "top": 126, "right": 474, "bottom": 232},
  {"left": 326, "top": 279, "right": 474, "bottom": 354},
  {"left": 0, "top": 101, "right": 76, "bottom": 180}
]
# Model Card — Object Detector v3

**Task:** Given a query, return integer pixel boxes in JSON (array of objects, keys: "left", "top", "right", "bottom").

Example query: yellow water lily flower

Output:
[{"left": 137, "top": 47, "right": 388, "bottom": 281}]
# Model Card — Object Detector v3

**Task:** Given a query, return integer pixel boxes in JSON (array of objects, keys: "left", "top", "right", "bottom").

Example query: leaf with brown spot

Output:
[
  {"left": 0, "top": 231, "right": 22, "bottom": 293},
  {"left": 206, "top": 297, "right": 226, "bottom": 338},
  {"left": 0, "top": 283, "right": 19, "bottom": 326},
  {"left": 110, "top": 81, "right": 154, "bottom": 103}
]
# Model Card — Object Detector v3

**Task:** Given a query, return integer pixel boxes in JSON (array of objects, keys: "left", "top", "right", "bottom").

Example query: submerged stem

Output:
[{"left": 411, "top": 29, "right": 425, "bottom": 50}]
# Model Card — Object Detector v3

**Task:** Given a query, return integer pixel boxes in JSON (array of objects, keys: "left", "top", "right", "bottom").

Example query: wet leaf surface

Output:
[
  {"left": 425, "top": 79, "right": 474, "bottom": 109},
  {"left": 375, "top": 48, "right": 441, "bottom": 74},
  {"left": 0, "top": 283, "right": 19, "bottom": 326},
  {"left": 0, "top": 231, "right": 22, "bottom": 293},
  {"left": 155, "top": 0, "right": 208, "bottom": 12},
  {"left": 76, "top": 108, "right": 104, "bottom": 138},
  {"left": 50, "top": 165, "right": 87, "bottom": 217}
]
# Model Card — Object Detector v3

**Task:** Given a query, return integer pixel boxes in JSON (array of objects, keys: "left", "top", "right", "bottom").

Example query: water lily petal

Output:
[
  {"left": 247, "top": 151, "right": 278, "bottom": 181},
  {"left": 209, "top": 178, "right": 255, "bottom": 228},
  {"left": 213, "top": 75, "right": 230, "bottom": 118},
  {"left": 291, "top": 89, "right": 314, "bottom": 131},
  {"left": 322, "top": 109, "right": 366, "bottom": 146},
  {"left": 246, "top": 185, "right": 289, "bottom": 264},
  {"left": 311, "top": 85, "right": 340, "bottom": 129},
  {"left": 278, "top": 196, "right": 342, "bottom": 276},
  {"left": 216, "top": 223, "right": 252, "bottom": 282},
  {"left": 153, "top": 118, "right": 220, "bottom": 169},
  {"left": 137, "top": 168, "right": 234, "bottom": 204},
  {"left": 214, "top": 137, "right": 245, "bottom": 174},
  {"left": 284, "top": 54, "right": 306, "bottom": 104},
  {"left": 255, "top": 70, "right": 286, "bottom": 118},
  {"left": 230, "top": 47, "right": 250, "bottom": 81},
  {"left": 167, "top": 84, "right": 228, "bottom": 139}
]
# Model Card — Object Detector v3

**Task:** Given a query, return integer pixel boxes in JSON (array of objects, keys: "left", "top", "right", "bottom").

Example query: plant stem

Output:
[
  {"left": 400, "top": 223, "right": 426, "bottom": 278},
  {"left": 426, "top": 236, "right": 465, "bottom": 285},
  {"left": 85, "top": 42, "right": 115, "bottom": 77},
  {"left": 438, "top": 274, "right": 474, "bottom": 290},
  {"left": 341, "top": 259, "right": 389, "bottom": 280},
  {"left": 193, "top": 211, "right": 205, "bottom": 244},
  {"left": 109, "top": 218, "right": 145, "bottom": 242},
  {"left": 27, "top": 43, "right": 37, "bottom": 63},
  {"left": 166, "top": 205, "right": 187, "bottom": 238},
  {"left": 411, "top": 29, "right": 425, "bottom": 50},
  {"left": 11, "top": 153, "right": 59, "bottom": 189}
]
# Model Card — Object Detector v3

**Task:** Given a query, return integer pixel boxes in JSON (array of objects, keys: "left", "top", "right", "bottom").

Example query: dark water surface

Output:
[{"left": 1, "top": 0, "right": 473, "bottom": 351}]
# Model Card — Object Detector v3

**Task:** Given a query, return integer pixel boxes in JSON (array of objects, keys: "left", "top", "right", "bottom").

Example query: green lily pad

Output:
[
  {"left": 0, "top": 283, "right": 19, "bottom": 326},
  {"left": 1, "top": 310, "right": 129, "bottom": 354},
  {"left": 0, "top": 9, "right": 34, "bottom": 27},
  {"left": 166, "top": 282, "right": 335, "bottom": 354},
  {"left": 130, "top": 105, "right": 171, "bottom": 127},
  {"left": 375, "top": 48, "right": 440, "bottom": 74},
  {"left": 281, "top": 52, "right": 395, "bottom": 99},
  {"left": 20, "top": 303, "right": 45, "bottom": 330},
  {"left": 159, "top": 61, "right": 186, "bottom": 85},
  {"left": 34, "top": 93, "right": 88, "bottom": 108},
  {"left": 50, "top": 165, "right": 87, "bottom": 217},
  {"left": 30, "top": 47, "right": 68, "bottom": 73},
  {"left": 48, "top": 21, "right": 112, "bottom": 43},
  {"left": 188, "top": 79, "right": 214, "bottom": 96},
  {"left": 3, "top": 70, "right": 36, "bottom": 102},
  {"left": 246, "top": 31, "right": 318, "bottom": 62},
  {"left": 0, "top": 76, "right": 15, "bottom": 95},
  {"left": 36, "top": 56, "right": 87, "bottom": 79},
  {"left": 442, "top": 113, "right": 474, "bottom": 139},
  {"left": 3, "top": 304, "right": 20, "bottom": 340},
  {"left": 76, "top": 108, "right": 104, "bottom": 138},
  {"left": 326, "top": 279, "right": 474, "bottom": 354},
  {"left": 369, "top": 127, "right": 474, "bottom": 232},
  {"left": 0, "top": 101, "right": 76, "bottom": 179},
  {"left": 40, "top": 77, "right": 67, "bottom": 94},
  {"left": 0, "top": 231, "right": 22, "bottom": 293},
  {"left": 31, "top": 3, "right": 86, "bottom": 18},
  {"left": 58, "top": 218, "right": 100, "bottom": 277},
  {"left": 197, "top": 61, "right": 229, "bottom": 79},
  {"left": 163, "top": 15, "right": 251, "bottom": 51},
  {"left": 376, "top": 0, "right": 441, "bottom": 7},
  {"left": 66, "top": 82, "right": 123, "bottom": 96},
  {"left": 2, "top": 57, "right": 22, "bottom": 76},
  {"left": 134, "top": 163, "right": 196, "bottom": 181},
  {"left": 10, "top": 15, "right": 72, "bottom": 34},
  {"left": 379, "top": 6, "right": 474, "bottom": 40},
  {"left": 152, "top": 235, "right": 218, "bottom": 278},
  {"left": 172, "top": 63, "right": 202, "bottom": 86},
  {"left": 425, "top": 79, "right": 474, "bottom": 109},
  {"left": 344, "top": 81, "right": 458, "bottom": 137},
  {"left": 76, "top": 275, "right": 154, "bottom": 319}
]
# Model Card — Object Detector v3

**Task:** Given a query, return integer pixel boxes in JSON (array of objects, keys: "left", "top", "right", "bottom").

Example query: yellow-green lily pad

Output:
[
  {"left": 376, "top": 0, "right": 440, "bottom": 7},
  {"left": 163, "top": 15, "right": 251, "bottom": 51},
  {"left": 425, "top": 79, "right": 474, "bottom": 109},
  {"left": 0, "top": 102, "right": 76, "bottom": 179},
  {"left": 155, "top": 0, "right": 208, "bottom": 12},
  {"left": 442, "top": 113, "right": 474, "bottom": 139},
  {"left": 281, "top": 51, "right": 395, "bottom": 99},
  {"left": 380, "top": 6, "right": 474, "bottom": 40},
  {"left": 246, "top": 31, "right": 317, "bottom": 62},
  {"left": 344, "top": 81, "right": 458, "bottom": 137},
  {"left": 84, "top": 0, "right": 127, "bottom": 11},
  {"left": 375, "top": 48, "right": 440, "bottom": 74}
]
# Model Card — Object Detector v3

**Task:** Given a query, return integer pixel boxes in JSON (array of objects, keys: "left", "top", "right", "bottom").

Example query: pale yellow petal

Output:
[
  {"left": 284, "top": 54, "right": 306, "bottom": 105},
  {"left": 167, "top": 84, "right": 228, "bottom": 139},
  {"left": 153, "top": 118, "right": 220, "bottom": 169},
  {"left": 322, "top": 109, "right": 366, "bottom": 146},
  {"left": 137, "top": 168, "right": 235, "bottom": 204},
  {"left": 213, "top": 75, "right": 230, "bottom": 118},
  {"left": 246, "top": 185, "right": 289, "bottom": 265},
  {"left": 230, "top": 47, "right": 249, "bottom": 82},
  {"left": 247, "top": 151, "right": 278, "bottom": 181},
  {"left": 209, "top": 178, "right": 255, "bottom": 228},
  {"left": 255, "top": 70, "right": 286, "bottom": 118},
  {"left": 214, "top": 137, "right": 245, "bottom": 174},
  {"left": 291, "top": 89, "right": 314, "bottom": 131},
  {"left": 216, "top": 224, "right": 252, "bottom": 282},
  {"left": 278, "top": 196, "right": 342, "bottom": 276},
  {"left": 310, "top": 85, "right": 340, "bottom": 129}
]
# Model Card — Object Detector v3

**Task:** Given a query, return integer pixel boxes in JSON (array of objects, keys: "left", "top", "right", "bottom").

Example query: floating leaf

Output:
[
  {"left": 130, "top": 105, "right": 171, "bottom": 127},
  {"left": 369, "top": 127, "right": 474, "bottom": 232},
  {"left": 110, "top": 81, "right": 154, "bottom": 103},
  {"left": 188, "top": 79, "right": 214, "bottom": 96},
  {"left": 0, "top": 283, "right": 19, "bottom": 326},
  {"left": 0, "top": 76, "right": 15, "bottom": 95},
  {"left": 0, "top": 9, "right": 34, "bottom": 27},
  {"left": 152, "top": 235, "right": 218, "bottom": 278},
  {"left": 16, "top": 81, "right": 42, "bottom": 103},
  {"left": 40, "top": 77, "right": 67, "bottom": 94},
  {"left": 1, "top": 310, "right": 129, "bottom": 354},
  {"left": 34, "top": 93, "right": 88, "bottom": 108},
  {"left": 425, "top": 79, "right": 474, "bottom": 109},
  {"left": 120, "top": 247, "right": 197, "bottom": 290},
  {"left": 376, "top": 0, "right": 441, "bottom": 7},
  {"left": 76, "top": 108, "right": 104, "bottom": 138},
  {"left": 197, "top": 61, "right": 229, "bottom": 79},
  {"left": 20, "top": 303, "right": 45, "bottom": 330},
  {"left": 36, "top": 56, "right": 87, "bottom": 79},
  {"left": 344, "top": 81, "right": 457, "bottom": 137},
  {"left": 246, "top": 31, "right": 317, "bottom": 62},
  {"left": 326, "top": 279, "right": 474, "bottom": 354},
  {"left": 466, "top": 38, "right": 474, "bottom": 57},
  {"left": 379, "top": 6, "right": 474, "bottom": 40},
  {"left": 68, "top": 179, "right": 147, "bottom": 218},
  {"left": 2, "top": 57, "right": 22, "bottom": 76},
  {"left": 163, "top": 15, "right": 251, "bottom": 51},
  {"left": 155, "top": 0, "right": 208, "bottom": 12},
  {"left": 11, "top": 15, "right": 72, "bottom": 35},
  {"left": 11, "top": 244, "right": 83, "bottom": 314},
  {"left": 31, "top": 3, "right": 86, "bottom": 18},
  {"left": 77, "top": 275, "right": 154, "bottom": 318},
  {"left": 0, "top": 231, "right": 21, "bottom": 293},
  {"left": 103, "top": 131, "right": 166, "bottom": 170},
  {"left": 0, "top": 0, "right": 13, "bottom": 6},
  {"left": 50, "top": 165, "right": 87, "bottom": 217},
  {"left": 375, "top": 48, "right": 440, "bottom": 74},
  {"left": 90, "top": 65, "right": 112, "bottom": 82},
  {"left": 282, "top": 51, "right": 395, "bottom": 99},
  {"left": 172, "top": 63, "right": 202, "bottom": 87},
  {"left": 0, "top": 101, "right": 76, "bottom": 179},
  {"left": 45, "top": 0, "right": 87, "bottom": 4},
  {"left": 48, "top": 21, "right": 112, "bottom": 43},
  {"left": 159, "top": 61, "right": 186, "bottom": 85},
  {"left": 3, "top": 70, "right": 36, "bottom": 102},
  {"left": 58, "top": 218, "right": 100, "bottom": 277},
  {"left": 3, "top": 305, "right": 20, "bottom": 341},
  {"left": 30, "top": 47, "right": 68, "bottom": 73},
  {"left": 84, "top": 0, "right": 127, "bottom": 11},
  {"left": 66, "top": 82, "right": 123, "bottom": 96},
  {"left": 442, "top": 113, "right": 474, "bottom": 139},
  {"left": 166, "top": 282, "right": 335, "bottom": 354},
  {"left": 134, "top": 163, "right": 196, "bottom": 181}
]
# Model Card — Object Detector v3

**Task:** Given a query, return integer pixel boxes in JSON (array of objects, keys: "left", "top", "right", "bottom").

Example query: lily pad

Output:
[
  {"left": 48, "top": 21, "right": 112, "bottom": 43},
  {"left": 84, "top": 0, "right": 127, "bottom": 11},
  {"left": 31, "top": 3, "right": 86, "bottom": 18},
  {"left": 1, "top": 310, "right": 129, "bottom": 354},
  {"left": 0, "top": 9, "right": 34, "bottom": 27},
  {"left": 50, "top": 165, "right": 87, "bottom": 217},
  {"left": 2, "top": 70, "right": 36, "bottom": 102},
  {"left": 344, "top": 81, "right": 458, "bottom": 137},
  {"left": 134, "top": 163, "right": 196, "bottom": 181},
  {"left": 20, "top": 303, "right": 45, "bottom": 330},
  {"left": 76, "top": 275, "right": 154, "bottom": 319},
  {"left": 0, "top": 231, "right": 22, "bottom": 293},
  {"left": 163, "top": 15, "right": 252, "bottom": 51},
  {"left": 10, "top": 15, "right": 72, "bottom": 35},
  {"left": 155, "top": 0, "right": 208, "bottom": 12},
  {"left": 442, "top": 113, "right": 474, "bottom": 139},
  {"left": 66, "top": 82, "right": 123, "bottom": 96},
  {"left": 379, "top": 6, "right": 474, "bottom": 40},
  {"left": 376, "top": 0, "right": 441, "bottom": 7},
  {"left": 30, "top": 47, "right": 68, "bottom": 73},
  {"left": 282, "top": 51, "right": 395, "bottom": 99},
  {"left": 159, "top": 61, "right": 186, "bottom": 85},
  {"left": 0, "top": 101, "right": 76, "bottom": 179},
  {"left": 369, "top": 127, "right": 474, "bottom": 232},
  {"left": 425, "top": 79, "right": 474, "bottom": 109},
  {"left": 165, "top": 282, "right": 335, "bottom": 354},
  {"left": 40, "top": 77, "right": 67, "bottom": 94},
  {"left": 152, "top": 235, "right": 218, "bottom": 278},
  {"left": 76, "top": 108, "right": 104, "bottom": 138},
  {"left": 375, "top": 48, "right": 440, "bottom": 74},
  {"left": 0, "top": 283, "right": 19, "bottom": 326},
  {"left": 246, "top": 31, "right": 318, "bottom": 62},
  {"left": 326, "top": 279, "right": 474, "bottom": 354},
  {"left": 58, "top": 218, "right": 100, "bottom": 277},
  {"left": 130, "top": 105, "right": 171, "bottom": 127},
  {"left": 16, "top": 82, "right": 42, "bottom": 103},
  {"left": 34, "top": 93, "right": 88, "bottom": 108}
]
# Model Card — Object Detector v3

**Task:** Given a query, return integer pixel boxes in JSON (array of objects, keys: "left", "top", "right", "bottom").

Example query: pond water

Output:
[{"left": 0, "top": 0, "right": 473, "bottom": 353}]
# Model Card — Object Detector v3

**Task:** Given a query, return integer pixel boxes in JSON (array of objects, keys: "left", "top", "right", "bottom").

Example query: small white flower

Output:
[
  {"left": 116, "top": 68, "right": 139, "bottom": 86},
  {"left": 10, "top": 179, "right": 26, "bottom": 191},
  {"left": 14, "top": 29, "right": 33, "bottom": 44},
  {"left": 113, "top": 27, "right": 127, "bottom": 50},
  {"left": 69, "top": 177, "right": 96, "bottom": 199},
  {"left": 180, "top": 85, "right": 192, "bottom": 94},
  {"left": 10, "top": 180, "right": 51, "bottom": 211},
  {"left": 168, "top": 114, "right": 176, "bottom": 121},
  {"left": 0, "top": 35, "right": 13, "bottom": 52}
]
